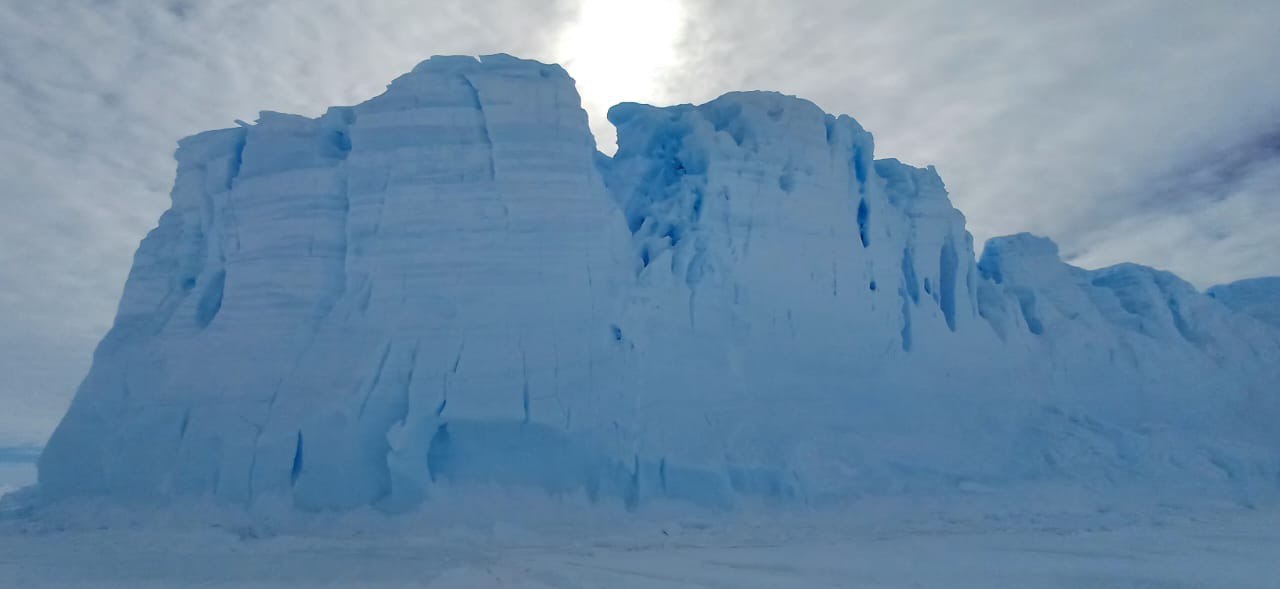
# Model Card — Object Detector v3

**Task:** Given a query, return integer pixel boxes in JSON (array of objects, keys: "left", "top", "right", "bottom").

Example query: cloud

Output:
[{"left": 1070, "top": 147, "right": 1280, "bottom": 286}]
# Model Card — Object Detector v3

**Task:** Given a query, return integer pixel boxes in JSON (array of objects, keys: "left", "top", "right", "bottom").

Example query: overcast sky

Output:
[{"left": 1, "top": 0, "right": 1277, "bottom": 447}]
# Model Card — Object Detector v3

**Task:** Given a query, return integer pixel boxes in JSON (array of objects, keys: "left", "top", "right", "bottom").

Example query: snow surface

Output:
[
  {"left": 32, "top": 54, "right": 1280, "bottom": 516},
  {"left": 3, "top": 493, "right": 1279, "bottom": 588}
]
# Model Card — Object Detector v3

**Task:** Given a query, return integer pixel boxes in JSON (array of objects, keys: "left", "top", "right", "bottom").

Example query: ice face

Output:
[{"left": 37, "top": 55, "right": 1280, "bottom": 512}]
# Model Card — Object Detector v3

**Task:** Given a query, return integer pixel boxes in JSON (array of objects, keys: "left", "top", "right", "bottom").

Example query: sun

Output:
[{"left": 556, "top": 0, "right": 687, "bottom": 152}]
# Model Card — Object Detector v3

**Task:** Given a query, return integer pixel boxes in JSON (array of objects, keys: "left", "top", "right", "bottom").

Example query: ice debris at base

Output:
[{"left": 37, "top": 54, "right": 1280, "bottom": 512}]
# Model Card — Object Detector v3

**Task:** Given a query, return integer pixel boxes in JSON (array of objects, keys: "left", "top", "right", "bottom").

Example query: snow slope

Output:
[{"left": 36, "top": 54, "right": 1280, "bottom": 513}]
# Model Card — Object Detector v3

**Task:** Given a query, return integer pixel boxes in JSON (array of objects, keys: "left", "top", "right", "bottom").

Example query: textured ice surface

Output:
[{"left": 37, "top": 55, "right": 1280, "bottom": 513}]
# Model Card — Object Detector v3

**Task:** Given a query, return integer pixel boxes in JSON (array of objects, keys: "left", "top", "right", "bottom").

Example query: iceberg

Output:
[{"left": 37, "top": 55, "right": 1280, "bottom": 512}]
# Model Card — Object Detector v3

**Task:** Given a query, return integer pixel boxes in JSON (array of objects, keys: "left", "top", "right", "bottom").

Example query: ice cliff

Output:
[{"left": 38, "top": 55, "right": 1280, "bottom": 511}]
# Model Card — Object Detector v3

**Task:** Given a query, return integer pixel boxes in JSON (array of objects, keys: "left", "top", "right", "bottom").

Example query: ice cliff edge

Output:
[{"left": 38, "top": 55, "right": 1280, "bottom": 512}]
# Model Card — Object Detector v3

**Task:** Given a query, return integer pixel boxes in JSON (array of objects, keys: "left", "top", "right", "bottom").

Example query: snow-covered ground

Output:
[{"left": 3, "top": 492, "right": 1277, "bottom": 588}]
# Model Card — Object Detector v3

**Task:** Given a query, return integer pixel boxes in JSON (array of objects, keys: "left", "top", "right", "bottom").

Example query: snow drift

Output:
[{"left": 38, "top": 55, "right": 1280, "bottom": 512}]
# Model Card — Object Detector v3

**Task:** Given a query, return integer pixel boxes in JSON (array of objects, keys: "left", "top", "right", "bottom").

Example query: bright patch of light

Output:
[{"left": 556, "top": 0, "right": 686, "bottom": 152}]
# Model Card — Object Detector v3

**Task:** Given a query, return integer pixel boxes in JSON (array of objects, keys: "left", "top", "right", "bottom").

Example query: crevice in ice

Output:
[
  {"left": 521, "top": 348, "right": 531, "bottom": 424},
  {"left": 685, "top": 242, "right": 711, "bottom": 287},
  {"left": 426, "top": 424, "right": 451, "bottom": 483},
  {"left": 1167, "top": 297, "right": 1204, "bottom": 345},
  {"left": 459, "top": 74, "right": 497, "bottom": 181},
  {"left": 194, "top": 269, "right": 226, "bottom": 328},
  {"left": 522, "top": 382, "right": 531, "bottom": 424},
  {"left": 857, "top": 198, "right": 871, "bottom": 247},
  {"left": 1010, "top": 287, "right": 1045, "bottom": 335},
  {"left": 316, "top": 107, "right": 355, "bottom": 322},
  {"left": 150, "top": 214, "right": 212, "bottom": 333},
  {"left": 966, "top": 265, "right": 978, "bottom": 317},
  {"left": 451, "top": 341, "right": 465, "bottom": 373},
  {"left": 250, "top": 345, "right": 317, "bottom": 499},
  {"left": 977, "top": 282, "right": 1010, "bottom": 341},
  {"left": 778, "top": 172, "right": 796, "bottom": 193},
  {"left": 404, "top": 343, "right": 419, "bottom": 414},
  {"left": 831, "top": 260, "right": 839, "bottom": 297},
  {"left": 688, "top": 289, "right": 698, "bottom": 329},
  {"left": 899, "top": 285, "right": 914, "bottom": 352},
  {"left": 625, "top": 455, "right": 641, "bottom": 511},
  {"left": 243, "top": 424, "right": 261, "bottom": 500},
  {"left": 852, "top": 144, "right": 869, "bottom": 194},
  {"left": 357, "top": 342, "right": 393, "bottom": 418},
  {"left": 939, "top": 240, "right": 959, "bottom": 331},
  {"left": 901, "top": 248, "right": 920, "bottom": 304},
  {"left": 290, "top": 431, "right": 304, "bottom": 486},
  {"left": 354, "top": 279, "right": 373, "bottom": 314},
  {"left": 226, "top": 130, "right": 247, "bottom": 191}
]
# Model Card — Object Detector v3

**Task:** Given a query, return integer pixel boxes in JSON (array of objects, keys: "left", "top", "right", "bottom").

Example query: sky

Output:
[{"left": 0, "top": 0, "right": 1277, "bottom": 448}]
